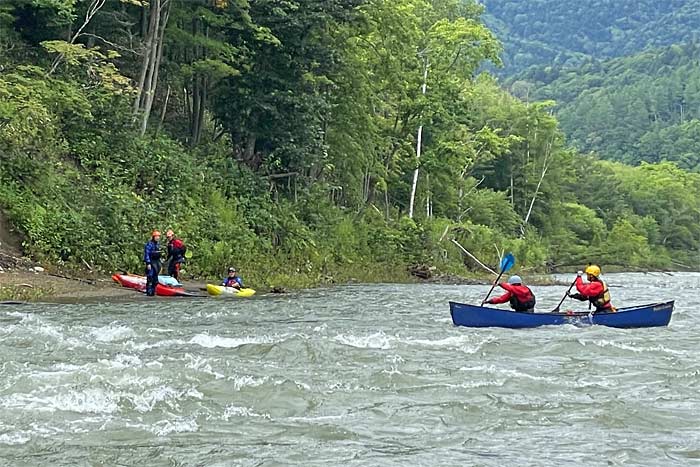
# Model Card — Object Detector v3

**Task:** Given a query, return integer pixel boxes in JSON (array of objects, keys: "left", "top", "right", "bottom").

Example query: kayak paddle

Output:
[
  {"left": 550, "top": 277, "right": 577, "bottom": 313},
  {"left": 481, "top": 253, "right": 515, "bottom": 306}
]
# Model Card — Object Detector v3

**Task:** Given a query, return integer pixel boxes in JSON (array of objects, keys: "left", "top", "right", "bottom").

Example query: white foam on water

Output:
[
  {"left": 129, "top": 338, "right": 187, "bottom": 351},
  {"left": 457, "top": 365, "right": 557, "bottom": 385},
  {"left": 113, "top": 374, "right": 161, "bottom": 389},
  {"left": 333, "top": 332, "right": 392, "bottom": 349},
  {"left": 91, "top": 324, "right": 136, "bottom": 343},
  {"left": 579, "top": 339, "right": 686, "bottom": 356},
  {"left": 150, "top": 417, "right": 198, "bottom": 436},
  {"left": 98, "top": 353, "right": 143, "bottom": 370},
  {"left": 0, "top": 388, "right": 119, "bottom": 414},
  {"left": 228, "top": 374, "right": 269, "bottom": 391},
  {"left": 0, "top": 431, "right": 31, "bottom": 445},
  {"left": 188, "top": 333, "right": 276, "bottom": 349},
  {"left": 146, "top": 327, "right": 175, "bottom": 333},
  {"left": 222, "top": 405, "right": 271, "bottom": 420},
  {"left": 184, "top": 354, "right": 225, "bottom": 379},
  {"left": 30, "top": 322, "right": 65, "bottom": 340},
  {"left": 4, "top": 311, "right": 33, "bottom": 320},
  {"left": 128, "top": 386, "right": 203, "bottom": 413},
  {"left": 53, "top": 363, "right": 83, "bottom": 372},
  {"left": 401, "top": 335, "right": 495, "bottom": 353}
]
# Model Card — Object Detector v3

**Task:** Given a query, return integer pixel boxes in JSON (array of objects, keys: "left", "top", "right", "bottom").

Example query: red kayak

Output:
[{"left": 111, "top": 274, "right": 197, "bottom": 297}]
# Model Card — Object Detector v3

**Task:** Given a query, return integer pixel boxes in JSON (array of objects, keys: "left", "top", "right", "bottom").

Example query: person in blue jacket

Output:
[
  {"left": 144, "top": 230, "right": 162, "bottom": 296},
  {"left": 222, "top": 267, "right": 243, "bottom": 289}
]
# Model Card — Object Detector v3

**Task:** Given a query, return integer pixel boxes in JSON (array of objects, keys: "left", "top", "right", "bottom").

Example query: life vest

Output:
[
  {"left": 168, "top": 238, "right": 186, "bottom": 261},
  {"left": 590, "top": 280, "right": 611, "bottom": 310},
  {"left": 509, "top": 285, "right": 536, "bottom": 312}
]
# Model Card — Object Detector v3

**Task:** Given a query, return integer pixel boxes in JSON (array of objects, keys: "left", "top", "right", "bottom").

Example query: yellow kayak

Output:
[{"left": 206, "top": 284, "right": 256, "bottom": 298}]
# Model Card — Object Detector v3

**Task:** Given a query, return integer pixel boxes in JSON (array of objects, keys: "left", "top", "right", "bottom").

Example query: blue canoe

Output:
[{"left": 449, "top": 301, "right": 674, "bottom": 329}]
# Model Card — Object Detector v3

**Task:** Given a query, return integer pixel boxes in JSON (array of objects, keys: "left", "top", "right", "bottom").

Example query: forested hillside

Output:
[
  {"left": 1, "top": 0, "right": 700, "bottom": 284},
  {"left": 512, "top": 44, "right": 700, "bottom": 169},
  {"left": 482, "top": 0, "right": 700, "bottom": 74}
]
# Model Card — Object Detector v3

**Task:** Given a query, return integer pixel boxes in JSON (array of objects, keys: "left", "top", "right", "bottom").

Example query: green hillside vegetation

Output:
[
  {"left": 1, "top": 0, "right": 699, "bottom": 286},
  {"left": 512, "top": 43, "right": 700, "bottom": 169},
  {"left": 482, "top": 0, "right": 700, "bottom": 74}
]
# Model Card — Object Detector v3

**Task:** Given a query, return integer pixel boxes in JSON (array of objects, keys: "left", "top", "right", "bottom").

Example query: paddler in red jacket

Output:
[
  {"left": 568, "top": 265, "right": 614, "bottom": 312},
  {"left": 485, "top": 275, "right": 536, "bottom": 312}
]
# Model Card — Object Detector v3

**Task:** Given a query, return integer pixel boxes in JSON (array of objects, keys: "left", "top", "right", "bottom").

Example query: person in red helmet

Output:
[
  {"left": 485, "top": 275, "right": 536, "bottom": 312},
  {"left": 144, "top": 230, "right": 162, "bottom": 296},
  {"left": 165, "top": 229, "right": 186, "bottom": 280},
  {"left": 569, "top": 264, "right": 614, "bottom": 312}
]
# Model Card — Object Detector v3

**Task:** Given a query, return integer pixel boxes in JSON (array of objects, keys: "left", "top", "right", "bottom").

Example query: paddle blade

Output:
[{"left": 500, "top": 253, "right": 515, "bottom": 273}]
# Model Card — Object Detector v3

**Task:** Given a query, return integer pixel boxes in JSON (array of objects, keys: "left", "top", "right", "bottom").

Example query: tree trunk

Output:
[
  {"left": 133, "top": 3, "right": 157, "bottom": 115},
  {"left": 135, "top": 0, "right": 171, "bottom": 136},
  {"left": 154, "top": 84, "right": 171, "bottom": 137},
  {"left": 139, "top": 0, "right": 170, "bottom": 136},
  {"left": 408, "top": 56, "right": 429, "bottom": 219}
]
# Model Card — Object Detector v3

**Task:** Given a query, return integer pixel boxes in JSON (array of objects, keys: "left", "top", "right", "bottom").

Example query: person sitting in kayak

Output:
[
  {"left": 222, "top": 267, "right": 243, "bottom": 289},
  {"left": 485, "top": 275, "right": 536, "bottom": 312},
  {"left": 569, "top": 265, "right": 614, "bottom": 312},
  {"left": 144, "top": 230, "right": 162, "bottom": 296},
  {"left": 165, "top": 229, "right": 186, "bottom": 280}
]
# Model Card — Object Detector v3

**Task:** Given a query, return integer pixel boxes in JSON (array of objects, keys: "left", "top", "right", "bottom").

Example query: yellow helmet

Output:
[{"left": 585, "top": 265, "right": 601, "bottom": 277}]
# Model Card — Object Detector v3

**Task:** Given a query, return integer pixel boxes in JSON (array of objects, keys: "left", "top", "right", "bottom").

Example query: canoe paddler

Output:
[
  {"left": 222, "top": 267, "right": 243, "bottom": 289},
  {"left": 144, "top": 230, "right": 162, "bottom": 296},
  {"left": 568, "top": 265, "right": 615, "bottom": 312},
  {"left": 484, "top": 275, "right": 536, "bottom": 313}
]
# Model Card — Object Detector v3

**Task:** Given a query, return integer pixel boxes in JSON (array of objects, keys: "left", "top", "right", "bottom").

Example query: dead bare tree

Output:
[
  {"left": 48, "top": 0, "right": 107, "bottom": 75},
  {"left": 521, "top": 135, "right": 554, "bottom": 236},
  {"left": 133, "top": 0, "right": 171, "bottom": 136}
]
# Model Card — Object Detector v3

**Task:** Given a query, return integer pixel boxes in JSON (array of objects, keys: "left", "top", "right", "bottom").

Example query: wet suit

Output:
[
  {"left": 166, "top": 237, "right": 186, "bottom": 280},
  {"left": 144, "top": 239, "right": 162, "bottom": 296}
]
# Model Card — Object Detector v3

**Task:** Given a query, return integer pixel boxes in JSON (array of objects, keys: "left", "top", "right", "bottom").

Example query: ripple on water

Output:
[{"left": 0, "top": 274, "right": 698, "bottom": 466}]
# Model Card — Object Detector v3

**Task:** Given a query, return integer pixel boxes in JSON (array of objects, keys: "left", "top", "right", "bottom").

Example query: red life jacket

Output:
[{"left": 505, "top": 284, "right": 536, "bottom": 311}]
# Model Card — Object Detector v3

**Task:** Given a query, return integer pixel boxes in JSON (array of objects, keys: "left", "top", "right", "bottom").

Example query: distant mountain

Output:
[
  {"left": 481, "top": 0, "right": 700, "bottom": 75},
  {"left": 509, "top": 43, "right": 700, "bottom": 169}
]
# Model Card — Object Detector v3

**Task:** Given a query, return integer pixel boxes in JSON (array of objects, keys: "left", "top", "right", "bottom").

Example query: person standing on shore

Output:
[
  {"left": 144, "top": 230, "right": 162, "bottom": 296},
  {"left": 165, "top": 229, "right": 186, "bottom": 280}
]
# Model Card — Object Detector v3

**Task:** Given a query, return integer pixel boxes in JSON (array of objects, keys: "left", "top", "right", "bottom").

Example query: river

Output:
[{"left": 0, "top": 272, "right": 698, "bottom": 466}]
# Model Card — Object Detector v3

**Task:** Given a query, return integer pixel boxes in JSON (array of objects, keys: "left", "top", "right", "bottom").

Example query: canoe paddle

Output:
[
  {"left": 481, "top": 253, "right": 515, "bottom": 306},
  {"left": 550, "top": 277, "right": 578, "bottom": 313}
]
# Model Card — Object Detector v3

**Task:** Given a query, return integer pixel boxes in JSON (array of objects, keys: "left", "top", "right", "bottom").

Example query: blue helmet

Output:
[{"left": 507, "top": 275, "right": 522, "bottom": 285}]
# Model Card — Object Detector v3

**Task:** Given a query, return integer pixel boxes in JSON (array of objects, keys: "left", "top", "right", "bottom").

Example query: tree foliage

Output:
[
  {"left": 482, "top": 0, "right": 700, "bottom": 74},
  {"left": 1, "top": 0, "right": 699, "bottom": 284}
]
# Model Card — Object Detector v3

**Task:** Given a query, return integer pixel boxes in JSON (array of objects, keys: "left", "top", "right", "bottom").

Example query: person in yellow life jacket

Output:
[{"left": 568, "top": 265, "right": 615, "bottom": 312}]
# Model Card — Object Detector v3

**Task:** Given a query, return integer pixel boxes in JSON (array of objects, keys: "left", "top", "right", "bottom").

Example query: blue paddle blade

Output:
[{"left": 500, "top": 253, "right": 515, "bottom": 273}]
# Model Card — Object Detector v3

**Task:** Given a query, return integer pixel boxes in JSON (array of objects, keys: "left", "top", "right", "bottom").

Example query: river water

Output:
[{"left": 0, "top": 273, "right": 698, "bottom": 466}]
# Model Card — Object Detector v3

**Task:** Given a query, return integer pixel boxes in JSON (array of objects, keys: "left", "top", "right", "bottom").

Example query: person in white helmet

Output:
[{"left": 485, "top": 275, "right": 536, "bottom": 312}]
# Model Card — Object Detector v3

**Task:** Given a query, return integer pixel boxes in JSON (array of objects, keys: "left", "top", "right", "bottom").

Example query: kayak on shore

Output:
[
  {"left": 111, "top": 273, "right": 199, "bottom": 297},
  {"left": 206, "top": 284, "right": 256, "bottom": 298},
  {"left": 449, "top": 300, "right": 674, "bottom": 329}
]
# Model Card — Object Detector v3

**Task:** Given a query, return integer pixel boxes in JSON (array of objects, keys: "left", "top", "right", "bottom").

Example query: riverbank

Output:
[{"left": 0, "top": 263, "right": 570, "bottom": 303}]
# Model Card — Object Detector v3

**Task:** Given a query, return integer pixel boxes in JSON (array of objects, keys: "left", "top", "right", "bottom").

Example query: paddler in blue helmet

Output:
[{"left": 485, "top": 275, "right": 536, "bottom": 312}]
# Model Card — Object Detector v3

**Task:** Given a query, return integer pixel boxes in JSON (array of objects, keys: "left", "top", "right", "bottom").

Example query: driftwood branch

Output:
[
  {"left": 451, "top": 239, "right": 497, "bottom": 275},
  {"left": 438, "top": 224, "right": 450, "bottom": 243}
]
